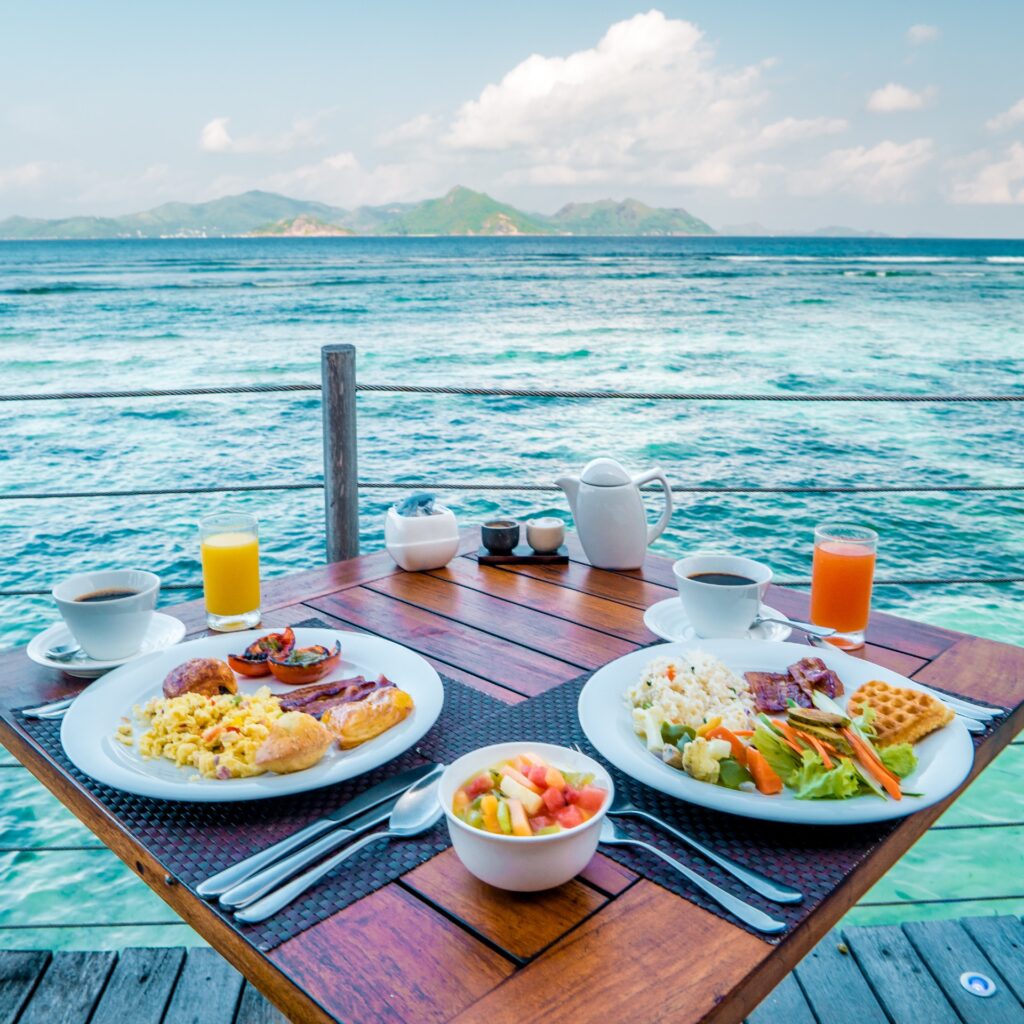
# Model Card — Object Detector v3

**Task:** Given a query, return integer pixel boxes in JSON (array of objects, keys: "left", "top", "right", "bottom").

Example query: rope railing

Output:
[
  {"left": 2, "top": 384, "right": 1024, "bottom": 403},
  {"left": 2, "top": 481, "right": 1023, "bottom": 501},
  {"left": 3, "top": 574, "right": 1023, "bottom": 599}
]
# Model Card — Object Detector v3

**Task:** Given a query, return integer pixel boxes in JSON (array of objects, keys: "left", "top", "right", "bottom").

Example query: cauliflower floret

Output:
[
  {"left": 681, "top": 737, "right": 732, "bottom": 783},
  {"left": 631, "top": 705, "right": 666, "bottom": 754}
]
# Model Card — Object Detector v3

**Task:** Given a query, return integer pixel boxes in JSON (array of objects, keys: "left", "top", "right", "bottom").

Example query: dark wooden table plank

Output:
[
  {"left": 90, "top": 947, "right": 185, "bottom": 1024},
  {"left": 576, "top": 853, "right": 637, "bottom": 896},
  {"left": 366, "top": 571, "right": 639, "bottom": 669},
  {"left": 960, "top": 916, "right": 1024, "bottom": 1005},
  {"left": 745, "top": 973, "right": 815, "bottom": 1024},
  {"left": 902, "top": 918, "right": 1024, "bottom": 1024},
  {"left": 18, "top": 951, "right": 116, "bottom": 1024},
  {"left": 914, "top": 634, "right": 1024, "bottom": 709},
  {"left": 0, "top": 950, "right": 50, "bottom": 1024},
  {"left": 450, "top": 882, "right": 770, "bottom": 1024},
  {"left": 844, "top": 924, "right": 960, "bottom": 1024},
  {"left": 306, "top": 586, "right": 583, "bottom": 695},
  {"left": 792, "top": 929, "right": 889, "bottom": 1024},
  {"left": 402, "top": 848, "right": 608, "bottom": 960},
  {"left": 491, "top": 558, "right": 673, "bottom": 611},
  {"left": 271, "top": 885, "right": 514, "bottom": 1024},
  {"left": 163, "top": 947, "right": 246, "bottom": 1024},
  {"left": 432, "top": 559, "right": 655, "bottom": 644}
]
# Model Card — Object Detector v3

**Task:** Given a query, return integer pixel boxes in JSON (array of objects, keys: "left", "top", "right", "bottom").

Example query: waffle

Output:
[{"left": 847, "top": 679, "right": 954, "bottom": 747}]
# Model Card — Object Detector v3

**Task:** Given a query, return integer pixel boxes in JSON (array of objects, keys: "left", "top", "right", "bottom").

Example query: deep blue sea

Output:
[
  {"left": 2, "top": 235, "right": 1023, "bottom": 649},
  {"left": 1, "top": 235, "right": 1023, "bottom": 948}
]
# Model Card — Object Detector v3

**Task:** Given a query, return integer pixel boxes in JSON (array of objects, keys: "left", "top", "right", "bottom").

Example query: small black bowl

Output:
[{"left": 481, "top": 519, "right": 520, "bottom": 554}]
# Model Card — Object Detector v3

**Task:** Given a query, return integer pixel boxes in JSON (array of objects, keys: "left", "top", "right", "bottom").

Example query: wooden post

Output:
[{"left": 321, "top": 344, "right": 359, "bottom": 562}]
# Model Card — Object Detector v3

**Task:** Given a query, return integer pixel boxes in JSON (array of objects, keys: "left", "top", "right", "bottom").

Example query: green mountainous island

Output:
[{"left": 0, "top": 186, "right": 715, "bottom": 239}]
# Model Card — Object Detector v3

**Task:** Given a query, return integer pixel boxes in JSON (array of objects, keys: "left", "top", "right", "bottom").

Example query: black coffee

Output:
[
  {"left": 688, "top": 572, "right": 756, "bottom": 587},
  {"left": 75, "top": 588, "right": 138, "bottom": 603}
]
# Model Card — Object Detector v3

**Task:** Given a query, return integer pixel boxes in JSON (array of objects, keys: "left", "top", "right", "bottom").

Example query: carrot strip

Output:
[
  {"left": 772, "top": 720, "right": 808, "bottom": 757},
  {"left": 746, "top": 748, "right": 783, "bottom": 795},
  {"left": 733, "top": 729, "right": 754, "bottom": 737},
  {"left": 705, "top": 725, "right": 747, "bottom": 767},
  {"left": 794, "top": 729, "right": 833, "bottom": 770},
  {"left": 842, "top": 728, "right": 901, "bottom": 800}
]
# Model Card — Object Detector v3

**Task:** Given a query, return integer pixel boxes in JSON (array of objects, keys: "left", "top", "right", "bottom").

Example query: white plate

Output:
[
  {"left": 27, "top": 613, "right": 187, "bottom": 679},
  {"left": 578, "top": 639, "right": 974, "bottom": 825},
  {"left": 644, "top": 599, "right": 792, "bottom": 643},
  {"left": 61, "top": 628, "right": 444, "bottom": 802}
]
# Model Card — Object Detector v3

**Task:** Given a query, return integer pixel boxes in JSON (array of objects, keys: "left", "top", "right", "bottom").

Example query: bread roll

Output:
[
  {"left": 255, "top": 712, "right": 332, "bottom": 774},
  {"left": 162, "top": 658, "right": 237, "bottom": 698}
]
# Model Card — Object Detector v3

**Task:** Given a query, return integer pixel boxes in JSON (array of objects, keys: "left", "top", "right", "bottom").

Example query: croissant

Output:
[{"left": 323, "top": 688, "right": 414, "bottom": 749}]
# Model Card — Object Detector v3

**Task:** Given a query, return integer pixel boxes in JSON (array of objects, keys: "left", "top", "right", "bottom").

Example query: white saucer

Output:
[
  {"left": 27, "top": 613, "right": 187, "bottom": 679},
  {"left": 643, "top": 599, "right": 793, "bottom": 643}
]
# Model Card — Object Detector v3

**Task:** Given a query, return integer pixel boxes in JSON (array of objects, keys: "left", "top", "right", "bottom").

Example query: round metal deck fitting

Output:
[{"left": 959, "top": 971, "right": 996, "bottom": 997}]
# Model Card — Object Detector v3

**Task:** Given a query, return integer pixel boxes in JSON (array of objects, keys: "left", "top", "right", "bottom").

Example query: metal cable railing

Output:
[{"left": 2, "top": 384, "right": 1024, "bottom": 403}]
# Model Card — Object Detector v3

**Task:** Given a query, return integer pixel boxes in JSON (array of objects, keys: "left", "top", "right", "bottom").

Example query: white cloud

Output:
[
  {"left": 0, "top": 161, "right": 48, "bottom": 190},
  {"left": 758, "top": 116, "right": 847, "bottom": 144},
  {"left": 867, "top": 83, "right": 934, "bottom": 113},
  {"left": 791, "top": 139, "right": 934, "bottom": 201},
  {"left": 376, "top": 113, "right": 438, "bottom": 147},
  {"left": 261, "top": 151, "right": 432, "bottom": 207},
  {"left": 199, "top": 115, "right": 324, "bottom": 154},
  {"left": 952, "top": 143, "right": 1024, "bottom": 203},
  {"left": 437, "top": 10, "right": 784, "bottom": 195},
  {"left": 907, "top": 24, "right": 939, "bottom": 45},
  {"left": 987, "top": 98, "right": 1024, "bottom": 133}
]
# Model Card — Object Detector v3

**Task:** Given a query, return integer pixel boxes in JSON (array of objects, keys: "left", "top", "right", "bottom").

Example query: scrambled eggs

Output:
[{"left": 135, "top": 687, "right": 282, "bottom": 779}]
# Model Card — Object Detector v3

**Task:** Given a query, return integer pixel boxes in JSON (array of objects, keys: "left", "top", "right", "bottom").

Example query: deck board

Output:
[
  {"left": 0, "top": 950, "right": 49, "bottom": 1024},
  {"left": 89, "top": 947, "right": 185, "bottom": 1024},
  {"left": 17, "top": 950, "right": 115, "bottom": 1024},
  {"left": 745, "top": 973, "right": 815, "bottom": 1024},
  {"left": 793, "top": 929, "right": 889, "bottom": 1024},
  {"left": 959, "top": 915, "right": 1024, "bottom": 1005},
  {"left": 162, "top": 947, "right": 245, "bottom": 1024}
]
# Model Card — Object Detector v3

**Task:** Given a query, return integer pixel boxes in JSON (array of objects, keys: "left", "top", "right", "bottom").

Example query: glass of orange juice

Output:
[
  {"left": 809, "top": 523, "right": 877, "bottom": 650},
  {"left": 199, "top": 511, "right": 261, "bottom": 631}
]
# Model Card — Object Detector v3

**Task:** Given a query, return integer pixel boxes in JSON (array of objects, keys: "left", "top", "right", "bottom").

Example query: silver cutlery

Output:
[
  {"left": 219, "top": 798, "right": 400, "bottom": 909},
  {"left": 608, "top": 793, "right": 803, "bottom": 905},
  {"left": 44, "top": 641, "right": 85, "bottom": 662},
  {"left": 599, "top": 819, "right": 786, "bottom": 935},
  {"left": 754, "top": 615, "right": 836, "bottom": 640},
  {"left": 21, "top": 695, "right": 78, "bottom": 719},
  {"left": 235, "top": 771, "right": 444, "bottom": 923},
  {"left": 198, "top": 761, "right": 442, "bottom": 899}
]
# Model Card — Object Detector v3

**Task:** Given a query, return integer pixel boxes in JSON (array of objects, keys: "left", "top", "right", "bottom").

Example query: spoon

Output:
[
  {"left": 608, "top": 793, "right": 803, "bottom": 904},
  {"left": 44, "top": 641, "right": 85, "bottom": 662},
  {"left": 234, "top": 774, "right": 444, "bottom": 923},
  {"left": 599, "top": 819, "right": 787, "bottom": 935},
  {"left": 752, "top": 615, "right": 836, "bottom": 640}
]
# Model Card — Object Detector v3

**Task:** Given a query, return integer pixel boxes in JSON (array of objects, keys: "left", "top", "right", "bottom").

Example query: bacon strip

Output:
[{"left": 279, "top": 674, "right": 394, "bottom": 718}]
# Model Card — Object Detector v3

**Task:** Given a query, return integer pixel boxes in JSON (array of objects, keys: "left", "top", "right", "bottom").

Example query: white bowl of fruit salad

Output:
[{"left": 439, "top": 741, "right": 613, "bottom": 892}]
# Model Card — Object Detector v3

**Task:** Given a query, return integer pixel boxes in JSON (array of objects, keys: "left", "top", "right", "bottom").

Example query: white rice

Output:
[{"left": 625, "top": 651, "right": 754, "bottom": 744}]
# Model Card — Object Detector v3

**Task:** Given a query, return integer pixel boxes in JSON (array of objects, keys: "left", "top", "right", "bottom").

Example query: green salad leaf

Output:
[
  {"left": 879, "top": 743, "right": 917, "bottom": 779},
  {"left": 788, "top": 751, "right": 862, "bottom": 800},
  {"left": 752, "top": 721, "right": 800, "bottom": 779}
]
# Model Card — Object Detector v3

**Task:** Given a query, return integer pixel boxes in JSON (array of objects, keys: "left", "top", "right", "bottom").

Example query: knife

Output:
[
  {"left": 218, "top": 796, "right": 403, "bottom": 910},
  {"left": 196, "top": 761, "right": 441, "bottom": 899}
]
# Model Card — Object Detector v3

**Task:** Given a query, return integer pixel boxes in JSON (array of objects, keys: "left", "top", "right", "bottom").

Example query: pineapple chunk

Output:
[{"left": 499, "top": 775, "right": 544, "bottom": 815}]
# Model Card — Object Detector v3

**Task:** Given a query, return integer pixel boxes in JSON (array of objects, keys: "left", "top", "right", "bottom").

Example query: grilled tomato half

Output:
[
  {"left": 268, "top": 640, "right": 342, "bottom": 685},
  {"left": 227, "top": 627, "right": 296, "bottom": 677}
]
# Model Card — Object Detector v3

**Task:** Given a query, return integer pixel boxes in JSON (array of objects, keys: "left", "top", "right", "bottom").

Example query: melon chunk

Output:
[{"left": 499, "top": 775, "right": 544, "bottom": 815}]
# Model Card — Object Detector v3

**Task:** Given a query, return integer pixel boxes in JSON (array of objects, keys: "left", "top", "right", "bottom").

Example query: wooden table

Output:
[{"left": 2, "top": 538, "right": 1022, "bottom": 1024}]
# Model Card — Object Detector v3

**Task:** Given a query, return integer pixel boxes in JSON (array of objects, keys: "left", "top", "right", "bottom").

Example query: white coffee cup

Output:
[
  {"left": 526, "top": 517, "right": 566, "bottom": 554},
  {"left": 52, "top": 569, "right": 160, "bottom": 661},
  {"left": 672, "top": 553, "right": 772, "bottom": 639}
]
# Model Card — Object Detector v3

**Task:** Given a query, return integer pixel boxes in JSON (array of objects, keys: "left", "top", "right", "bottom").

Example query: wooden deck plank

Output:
[
  {"left": 306, "top": 586, "right": 583, "bottom": 695},
  {"left": 401, "top": 849, "right": 608, "bottom": 960},
  {"left": 844, "top": 924, "right": 960, "bottom": 1024},
  {"left": 234, "top": 983, "right": 289, "bottom": 1024},
  {"left": 0, "top": 950, "right": 49, "bottom": 1024},
  {"left": 450, "top": 882, "right": 770, "bottom": 1024},
  {"left": 745, "top": 973, "right": 815, "bottom": 1024},
  {"left": 270, "top": 885, "right": 514, "bottom": 1024},
  {"left": 90, "top": 947, "right": 186, "bottom": 1024},
  {"left": 575, "top": 852, "right": 637, "bottom": 896},
  {"left": 366, "top": 571, "right": 639, "bottom": 668},
  {"left": 903, "top": 918, "right": 1024, "bottom": 1023},
  {"left": 960, "top": 916, "right": 1024, "bottom": 1005},
  {"left": 431, "top": 559, "right": 654, "bottom": 643},
  {"left": 18, "top": 950, "right": 116, "bottom": 1024},
  {"left": 793, "top": 929, "right": 889, "bottom": 1024},
  {"left": 163, "top": 947, "right": 245, "bottom": 1024},
  {"left": 914, "top": 634, "right": 1023, "bottom": 709}
]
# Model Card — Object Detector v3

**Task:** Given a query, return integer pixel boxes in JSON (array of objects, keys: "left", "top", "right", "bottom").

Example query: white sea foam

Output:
[{"left": 987, "top": 256, "right": 1024, "bottom": 263}]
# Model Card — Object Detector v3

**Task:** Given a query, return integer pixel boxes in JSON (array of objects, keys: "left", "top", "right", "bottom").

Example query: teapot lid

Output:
[{"left": 580, "top": 457, "right": 632, "bottom": 487}]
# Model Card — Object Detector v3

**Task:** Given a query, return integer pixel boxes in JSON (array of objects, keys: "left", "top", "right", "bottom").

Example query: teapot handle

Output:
[{"left": 632, "top": 468, "right": 674, "bottom": 544}]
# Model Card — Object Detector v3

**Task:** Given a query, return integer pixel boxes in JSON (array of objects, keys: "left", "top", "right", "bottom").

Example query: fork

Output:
[{"left": 21, "top": 696, "right": 78, "bottom": 719}]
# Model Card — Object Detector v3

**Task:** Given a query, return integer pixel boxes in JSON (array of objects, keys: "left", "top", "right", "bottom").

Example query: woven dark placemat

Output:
[
  {"left": 13, "top": 619, "right": 506, "bottom": 952},
  {"left": 427, "top": 669, "right": 1000, "bottom": 943}
]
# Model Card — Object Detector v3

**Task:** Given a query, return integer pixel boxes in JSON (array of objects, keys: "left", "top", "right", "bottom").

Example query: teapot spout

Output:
[{"left": 555, "top": 475, "right": 580, "bottom": 516}]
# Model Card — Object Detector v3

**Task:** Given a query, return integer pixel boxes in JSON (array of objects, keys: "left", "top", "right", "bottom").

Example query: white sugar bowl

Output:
[{"left": 385, "top": 498, "right": 460, "bottom": 572}]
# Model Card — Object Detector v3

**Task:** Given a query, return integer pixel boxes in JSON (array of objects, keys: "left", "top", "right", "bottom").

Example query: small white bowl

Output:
[{"left": 439, "top": 741, "right": 614, "bottom": 892}]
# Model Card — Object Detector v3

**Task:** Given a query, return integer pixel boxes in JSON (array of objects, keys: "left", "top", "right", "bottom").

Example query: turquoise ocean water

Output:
[{"left": 0, "top": 236, "right": 1021, "bottom": 947}]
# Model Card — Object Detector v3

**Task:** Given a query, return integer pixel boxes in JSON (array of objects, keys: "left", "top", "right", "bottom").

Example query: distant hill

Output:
[
  {"left": 720, "top": 221, "right": 889, "bottom": 238},
  {"left": 0, "top": 186, "right": 715, "bottom": 239},
  {"left": 547, "top": 198, "right": 713, "bottom": 235}
]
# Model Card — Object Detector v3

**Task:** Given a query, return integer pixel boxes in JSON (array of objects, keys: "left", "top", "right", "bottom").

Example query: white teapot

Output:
[{"left": 556, "top": 458, "right": 673, "bottom": 569}]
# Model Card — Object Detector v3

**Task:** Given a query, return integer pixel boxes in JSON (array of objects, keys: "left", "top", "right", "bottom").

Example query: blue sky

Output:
[{"left": 2, "top": 2, "right": 1023, "bottom": 234}]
